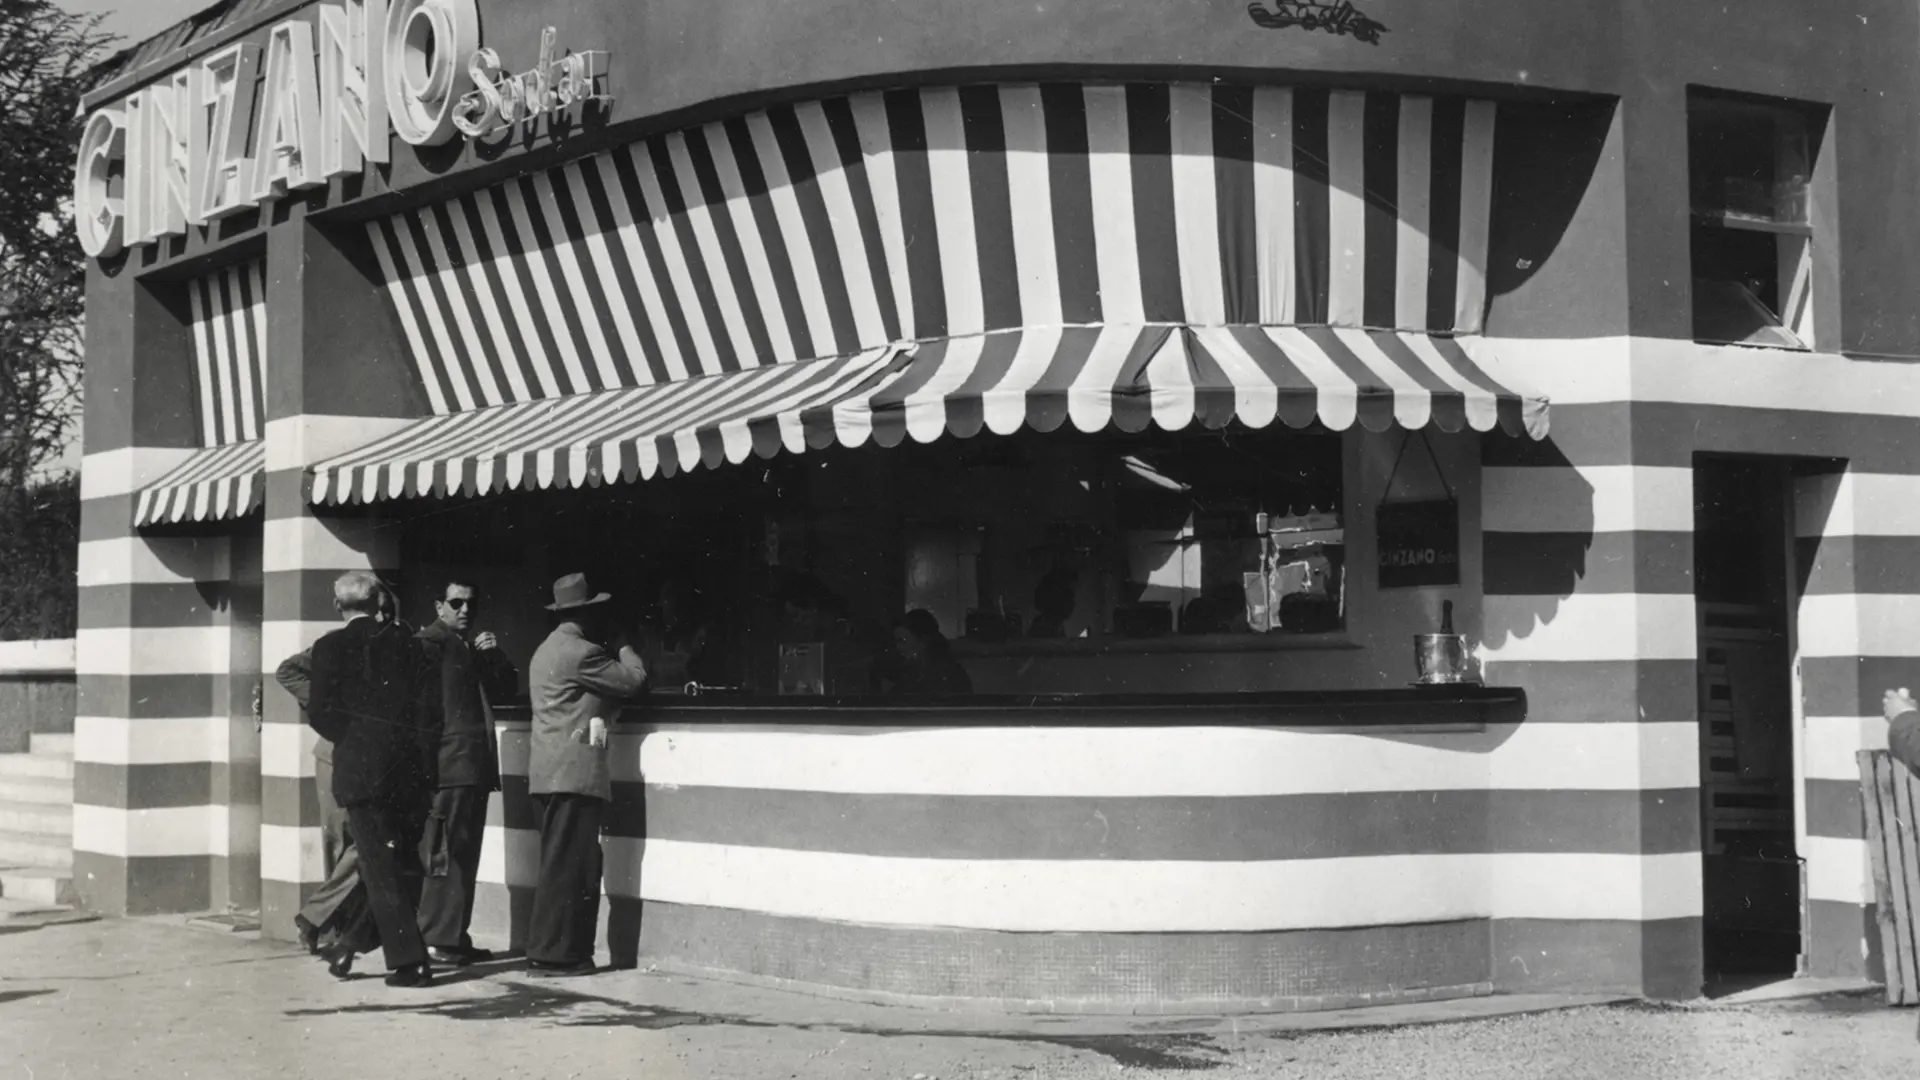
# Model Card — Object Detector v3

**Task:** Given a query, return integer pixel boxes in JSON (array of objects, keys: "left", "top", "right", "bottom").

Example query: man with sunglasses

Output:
[{"left": 414, "top": 581, "right": 517, "bottom": 966}]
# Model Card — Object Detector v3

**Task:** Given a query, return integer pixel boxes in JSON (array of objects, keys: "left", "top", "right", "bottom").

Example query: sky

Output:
[{"left": 60, "top": 0, "right": 213, "bottom": 49}]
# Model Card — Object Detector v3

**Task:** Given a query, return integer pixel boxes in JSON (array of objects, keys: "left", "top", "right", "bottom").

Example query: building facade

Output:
[{"left": 71, "top": 0, "right": 1920, "bottom": 1006}]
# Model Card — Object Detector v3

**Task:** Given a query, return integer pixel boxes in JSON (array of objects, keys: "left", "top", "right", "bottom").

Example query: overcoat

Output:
[{"left": 528, "top": 623, "right": 648, "bottom": 801}]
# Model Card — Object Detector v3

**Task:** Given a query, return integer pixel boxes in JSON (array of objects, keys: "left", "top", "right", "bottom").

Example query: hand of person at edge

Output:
[
  {"left": 1884, "top": 687, "right": 1918, "bottom": 722},
  {"left": 588, "top": 716, "right": 609, "bottom": 750}
]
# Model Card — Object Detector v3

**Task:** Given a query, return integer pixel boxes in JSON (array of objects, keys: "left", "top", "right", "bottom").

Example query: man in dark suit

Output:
[
  {"left": 415, "top": 580, "right": 517, "bottom": 966},
  {"left": 306, "top": 571, "right": 438, "bottom": 988}
]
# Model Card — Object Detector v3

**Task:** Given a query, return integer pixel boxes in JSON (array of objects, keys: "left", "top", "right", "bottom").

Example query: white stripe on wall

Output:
[
  {"left": 1805, "top": 834, "right": 1870, "bottom": 905},
  {"left": 262, "top": 415, "right": 417, "bottom": 474},
  {"left": 78, "top": 537, "right": 230, "bottom": 588},
  {"left": 1483, "top": 466, "right": 1695, "bottom": 535},
  {"left": 261, "top": 720, "right": 320, "bottom": 780},
  {"left": 1481, "top": 593, "right": 1697, "bottom": 663},
  {"left": 80, "top": 447, "right": 198, "bottom": 502},
  {"left": 75, "top": 715, "right": 228, "bottom": 767},
  {"left": 474, "top": 833, "right": 1701, "bottom": 931},
  {"left": 262, "top": 516, "right": 398, "bottom": 575},
  {"left": 496, "top": 721, "right": 1700, "bottom": 798},
  {"left": 1804, "top": 716, "right": 1888, "bottom": 783},
  {"left": 1798, "top": 594, "right": 1920, "bottom": 657},
  {"left": 261, "top": 620, "right": 349, "bottom": 673},
  {"left": 72, "top": 803, "right": 229, "bottom": 858},
  {"left": 1803, "top": 472, "right": 1920, "bottom": 538},
  {"left": 260, "top": 823, "right": 326, "bottom": 884},
  {"left": 76, "top": 627, "right": 232, "bottom": 677}
]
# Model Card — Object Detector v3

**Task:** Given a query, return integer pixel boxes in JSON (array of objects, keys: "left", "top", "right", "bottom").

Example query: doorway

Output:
[
  {"left": 220, "top": 522, "right": 264, "bottom": 919},
  {"left": 1693, "top": 456, "right": 1801, "bottom": 981}
]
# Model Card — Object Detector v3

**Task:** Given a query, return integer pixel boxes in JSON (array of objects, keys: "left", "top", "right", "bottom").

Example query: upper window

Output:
[{"left": 1686, "top": 92, "right": 1821, "bottom": 349}]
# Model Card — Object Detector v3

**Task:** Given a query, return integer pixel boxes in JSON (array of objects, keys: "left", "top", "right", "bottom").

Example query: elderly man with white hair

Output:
[{"left": 305, "top": 571, "right": 439, "bottom": 987}]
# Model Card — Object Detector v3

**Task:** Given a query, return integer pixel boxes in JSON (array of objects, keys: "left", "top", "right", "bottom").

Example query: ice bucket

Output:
[{"left": 1413, "top": 633, "right": 1474, "bottom": 684}]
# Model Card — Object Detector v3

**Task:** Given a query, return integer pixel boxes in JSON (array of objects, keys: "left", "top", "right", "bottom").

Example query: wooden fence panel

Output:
[{"left": 1860, "top": 750, "right": 1920, "bottom": 1005}]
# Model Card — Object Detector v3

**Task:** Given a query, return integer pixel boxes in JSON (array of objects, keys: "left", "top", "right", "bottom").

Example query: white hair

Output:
[{"left": 332, "top": 571, "right": 383, "bottom": 616}]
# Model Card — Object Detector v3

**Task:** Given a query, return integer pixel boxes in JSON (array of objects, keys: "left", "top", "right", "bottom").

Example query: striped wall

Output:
[
  {"left": 257, "top": 415, "right": 413, "bottom": 930},
  {"left": 467, "top": 718, "right": 1698, "bottom": 1008},
  {"left": 1472, "top": 334, "right": 1920, "bottom": 991},
  {"left": 369, "top": 83, "right": 1497, "bottom": 413}
]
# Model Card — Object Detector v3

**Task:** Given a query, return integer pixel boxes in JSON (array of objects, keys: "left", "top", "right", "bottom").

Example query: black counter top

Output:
[{"left": 490, "top": 685, "right": 1523, "bottom": 729}]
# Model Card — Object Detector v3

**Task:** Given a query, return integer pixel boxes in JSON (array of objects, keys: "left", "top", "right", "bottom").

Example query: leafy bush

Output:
[{"left": 0, "top": 473, "right": 76, "bottom": 640}]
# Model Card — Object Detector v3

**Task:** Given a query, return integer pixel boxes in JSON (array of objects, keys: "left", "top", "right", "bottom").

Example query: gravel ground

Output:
[{"left": 1, "top": 919, "right": 1911, "bottom": 1080}]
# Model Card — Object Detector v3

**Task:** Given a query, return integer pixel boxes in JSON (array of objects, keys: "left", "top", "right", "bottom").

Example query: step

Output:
[
  {"left": 0, "top": 775, "right": 72, "bottom": 806},
  {"left": 0, "top": 895, "right": 95, "bottom": 928},
  {"left": 0, "top": 754, "right": 72, "bottom": 781},
  {"left": 28, "top": 733, "right": 73, "bottom": 759},
  {"left": 0, "top": 866, "right": 77, "bottom": 905},
  {"left": 0, "top": 799, "right": 70, "bottom": 836},
  {"left": 0, "top": 830, "right": 70, "bottom": 870}
]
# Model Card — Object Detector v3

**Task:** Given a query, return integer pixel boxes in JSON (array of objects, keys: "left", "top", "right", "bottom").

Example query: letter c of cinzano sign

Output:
[{"left": 75, "top": 0, "right": 485, "bottom": 257}]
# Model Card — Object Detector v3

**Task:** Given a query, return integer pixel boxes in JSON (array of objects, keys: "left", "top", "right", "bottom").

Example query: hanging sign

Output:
[
  {"left": 1377, "top": 500, "right": 1460, "bottom": 589},
  {"left": 1375, "top": 430, "right": 1460, "bottom": 589},
  {"left": 73, "top": 0, "right": 610, "bottom": 259}
]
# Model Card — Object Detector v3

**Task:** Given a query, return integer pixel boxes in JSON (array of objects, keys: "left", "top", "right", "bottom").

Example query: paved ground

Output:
[{"left": 0, "top": 919, "right": 1912, "bottom": 1079}]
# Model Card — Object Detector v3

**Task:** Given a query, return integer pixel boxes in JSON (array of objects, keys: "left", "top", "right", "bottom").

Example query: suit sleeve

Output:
[
  {"left": 479, "top": 648, "right": 518, "bottom": 703},
  {"left": 274, "top": 650, "right": 313, "bottom": 710},
  {"left": 1891, "top": 710, "right": 1920, "bottom": 774},
  {"left": 409, "top": 637, "right": 443, "bottom": 779},
  {"left": 572, "top": 643, "right": 650, "bottom": 704},
  {"left": 306, "top": 639, "right": 349, "bottom": 744}
]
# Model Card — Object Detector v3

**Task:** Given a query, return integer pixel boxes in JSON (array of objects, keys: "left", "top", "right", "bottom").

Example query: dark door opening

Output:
[{"left": 1694, "top": 456, "right": 1801, "bottom": 980}]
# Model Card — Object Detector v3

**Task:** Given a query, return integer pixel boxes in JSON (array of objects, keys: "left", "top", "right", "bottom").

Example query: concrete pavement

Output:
[{"left": 0, "top": 918, "right": 1911, "bottom": 1079}]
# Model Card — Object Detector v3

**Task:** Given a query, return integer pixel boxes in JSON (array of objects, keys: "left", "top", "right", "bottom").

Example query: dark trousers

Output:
[
  {"left": 417, "top": 785, "right": 489, "bottom": 950},
  {"left": 528, "top": 793, "right": 604, "bottom": 967},
  {"left": 342, "top": 803, "right": 429, "bottom": 971}
]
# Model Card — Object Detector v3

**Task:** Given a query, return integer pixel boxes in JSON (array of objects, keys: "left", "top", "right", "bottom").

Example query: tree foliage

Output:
[
  {"left": 0, "top": 2, "right": 116, "bottom": 641},
  {"left": 0, "top": 0, "right": 114, "bottom": 490},
  {"left": 0, "top": 473, "right": 75, "bottom": 641}
]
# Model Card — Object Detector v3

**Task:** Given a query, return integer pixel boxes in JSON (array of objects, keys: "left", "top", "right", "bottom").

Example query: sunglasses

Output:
[{"left": 444, "top": 597, "right": 477, "bottom": 610}]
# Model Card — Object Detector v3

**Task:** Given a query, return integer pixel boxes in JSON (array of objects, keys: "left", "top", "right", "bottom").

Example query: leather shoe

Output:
[
  {"left": 384, "top": 964, "right": 434, "bottom": 988},
  {"left": 528, "top": 959, "right": 596, "bottom": 978},
  {"left": 294, "top": 915, "right": 321, "bottom": 955},
  {"left": 428, "top": 946, "right": 493, "bottom": 967},
  {"left": 324, "top": 946, "right": 354, "bottom": 980}
]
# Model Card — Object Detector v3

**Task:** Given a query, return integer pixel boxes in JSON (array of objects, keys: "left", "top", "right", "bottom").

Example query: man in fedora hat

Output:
[{"left": 525, "top": 572, "right": 650, "bottom": 976}]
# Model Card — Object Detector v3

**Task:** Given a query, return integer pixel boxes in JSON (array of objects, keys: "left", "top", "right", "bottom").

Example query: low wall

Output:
[
  {"left": 462, "top": 692, "right": 1697, "bottom": 1012},
  {"left": 0, "top": 640, "right": 76, "bottom": 753}
]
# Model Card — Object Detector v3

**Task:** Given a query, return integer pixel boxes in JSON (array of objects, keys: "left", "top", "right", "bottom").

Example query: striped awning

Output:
[
  {"left": 309, "top": 325, "right": 1545, "bottom": 506},
  {"left": 134, "top": 440, "right": 265, "bottom": 526},
  {"left": 369, "top": 82, "right": 1500, "bottom": 414}
]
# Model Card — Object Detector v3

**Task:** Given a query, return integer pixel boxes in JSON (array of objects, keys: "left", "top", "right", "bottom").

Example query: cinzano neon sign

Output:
[{"left": 74, "top": 0, "right": 609, "bottom": 258}]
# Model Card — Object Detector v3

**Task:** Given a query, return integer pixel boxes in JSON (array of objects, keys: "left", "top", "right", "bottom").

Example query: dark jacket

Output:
[
  {"left": 308, "top": 616, "right": 437, "bottom": 808},
  {"left": 529, "top": 623, "right": 648, "bottom": 801},
  {"left": 417, "top": 621, "right": 518, "bottom": 790},
  {"left": 1892, "top": 710, "right": 1920, "bottom": 773},
  {"left": 274, "top": 649, "right": 327, "bottom": 765}
]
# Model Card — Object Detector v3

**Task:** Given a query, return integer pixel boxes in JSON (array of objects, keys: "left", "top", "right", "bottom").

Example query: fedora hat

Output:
[{"left": 546, "top": 572, "right": 612, "bottom": 612}]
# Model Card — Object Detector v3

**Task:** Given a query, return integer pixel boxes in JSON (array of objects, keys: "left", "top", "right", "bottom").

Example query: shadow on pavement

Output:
[
  {"left": 0, "top": 989, "right": 55, "bottom": 1006},
  {"left": 284, "top": 980, "right": 1233, "bottom": 1070}
]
